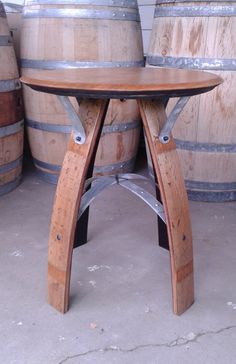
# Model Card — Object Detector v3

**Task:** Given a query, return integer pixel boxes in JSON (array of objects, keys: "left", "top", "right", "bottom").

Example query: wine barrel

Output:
[
  {"left": 0, "top": 1, "right": 24, "bottom": 196},
  {"left": 147, "top": 0, "right": 236, "bottom": 201},
  {"left": 21, "top": 0, "right": 144, "bottom": 183}
]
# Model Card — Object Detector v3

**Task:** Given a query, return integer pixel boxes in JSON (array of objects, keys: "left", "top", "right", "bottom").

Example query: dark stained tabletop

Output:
[{"left": 20, "top": 67, "right": 222, "bottom": 99}]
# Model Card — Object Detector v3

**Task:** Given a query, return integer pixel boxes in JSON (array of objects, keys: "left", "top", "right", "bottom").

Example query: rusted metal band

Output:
[
  {"left": 25, "top": 0, "right": 137, "bottom": 8},
  {"left": 154, "top": 5, "right": 236, "bottom": 17},
  {"left": 21, "top": 59, "right": 144, "bottom": 69},
  {"left": 23, "top": 8, "right": 140, "bottom": 21},
  {"left": 146, "top": 55, "right": 236, "bottom": 71}
]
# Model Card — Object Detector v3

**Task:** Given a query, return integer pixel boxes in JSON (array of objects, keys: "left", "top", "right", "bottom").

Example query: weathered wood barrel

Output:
[
  {"left": 0, "top": 1, "right": 24, "bottom": 196},
  {"left": 4, "top": 2, "right": 23, "bottom": 62},
  {"left": 21, "top": 0, "right": 144, "bottom": 183},
  {"left": 147, "top": 0, "right": 236, "bottom": 201}
]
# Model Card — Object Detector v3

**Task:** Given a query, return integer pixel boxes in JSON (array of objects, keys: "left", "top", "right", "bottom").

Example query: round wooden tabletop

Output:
[{"left": 20, "top": 67, "right": 222, "bottom": 99}]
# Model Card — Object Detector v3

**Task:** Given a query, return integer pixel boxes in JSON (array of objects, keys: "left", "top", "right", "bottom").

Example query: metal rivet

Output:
[
  {"left": 163, "top": 136, "right": 169, "bottom": 142},
  {"left": 76, "top": 136, "right": 81, "bottom": 142}
]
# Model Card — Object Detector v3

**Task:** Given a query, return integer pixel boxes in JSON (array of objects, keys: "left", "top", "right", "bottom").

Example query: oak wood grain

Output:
[{"left": 20, "top": 67, "right": 222, "bottom": 97}]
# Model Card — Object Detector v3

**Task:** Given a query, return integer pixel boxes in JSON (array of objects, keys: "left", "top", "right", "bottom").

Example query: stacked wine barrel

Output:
[
  {"left": 147, "top": 0, "right": 236, "bottom": 201},
  {"left": 21, "top": 0, "right": 144, "bottom": 183},
  {"left": 0, "top": 1, "right": 24, "bottom": 195}
]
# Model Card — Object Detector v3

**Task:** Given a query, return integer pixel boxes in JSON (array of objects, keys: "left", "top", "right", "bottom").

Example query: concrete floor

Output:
[{"left": 1, "top": 153, "right": 236, "bottom": 364}]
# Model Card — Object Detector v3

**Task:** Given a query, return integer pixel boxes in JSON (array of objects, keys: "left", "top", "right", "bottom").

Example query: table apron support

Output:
[
  {"left": 57, "top": 95, "right": 86, "bottom": 144},
  {"left": 78, "top": 174, "right": 166, "bottom": 223},
  {"left": 159, "top": 96, "right": 190, "bottom": 143}
]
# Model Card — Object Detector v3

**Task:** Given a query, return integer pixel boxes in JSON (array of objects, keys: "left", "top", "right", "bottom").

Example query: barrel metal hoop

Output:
[
  {"left": 0, "top": 175, "right": 22, "bottom": 196},
  {"left": 147, "top": 55, "right": 236, "bottom": 71},
  {"left": 0, "top": 120, "right": 24, "bottom": 138},
  {"left": 33, "top": 156, "right": 136, "bottom": 174},
  {"left": 3, "top": 3, "right": 23, "bottom": 13},
  {"left": 26, "top": 117, "right": 140, "bottom": 136},
  {"left": 23, "top": 8, "right": 141, "bottom": 21},
  {"left": 0, "top": 79, "right": 21, "bottom": 92},
  {"left": 0, "top": 156, "right": 22, "bottom": 174},
  {"left": 101, "top": 120, "right": 140, "bottom": 135},
  {"left": 93, "top": 157, "right": 136, "bottom": 174},
  {"left": 187, "top": 189, "right": 236, "bottom": 202},
  {"left": 156, "top": 0, "right": 236, "bottom": 4},
  {"left": 26, "top": 118, "right": 72, "bottom": 133},
  {"left": 21, "top": 59, "right": 145, "bottom": 70},
  {"left": 0, "top": 35, "right": 13, "bottom": 46},
  {"left": 154, "top": 5, "right": 236, "bottom": 17},
  {"left": 185, "top": 179, "right": 236, "bottom": 191},
  {"left": 24, "top": 0, "right": 137, "bottom": 8},
  {"left": 175, "top": 139, "right": 236, "bottom": 153},
  {"left": 0, "top": 3, "right": 6, "bottom": 17},
  {"left": 33, "top": 158, "right": 61, "bottom": 171}
]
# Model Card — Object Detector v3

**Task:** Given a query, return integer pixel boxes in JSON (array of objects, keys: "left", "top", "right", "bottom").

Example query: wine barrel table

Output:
[{"left": 21, "top": 67, "right": 222, "bottom": 315}]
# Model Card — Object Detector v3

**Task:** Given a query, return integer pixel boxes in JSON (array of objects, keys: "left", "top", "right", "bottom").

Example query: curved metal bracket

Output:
[
  {"left": 78, "top": 174, "right": 166, "bottom": 223},
  {"left": 57, "top": 95, "right": 86, "bottom": 144},
  {"left": 159, "top": 96, "right": 190, "bottom": 144}
]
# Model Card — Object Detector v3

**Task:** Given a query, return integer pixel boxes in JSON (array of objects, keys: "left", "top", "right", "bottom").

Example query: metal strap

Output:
[
  {"left": 146, "top": 55, "right": 236, "bottom": 71},
  {"left": 0, "top": 3, "right": 6, "bottom": 17},
  {"left": 3, "top": 3, "right": 23, "bottom": 13},
  {"left": 0, "top": 175, "right": 22, "bottom": 196},
  {"left": 25, "top": 0, "right": 137, "bottom": 8},
  {"left": 101, "top": 120, "right": 140, "bottom": 135},
  {"left": 0, "top": 157, "right": 22, "bottom": 174},
  {"left": 0, "top": 35, "right": 13, "bottom": 46},
  {"left": 0, "top": 79, "right": 21, "bottom": 92},
  {"left": 26, "top": 117, "right": 139, "bottom": 136},
  {"left": 0, "top": 120, "right": 24, "bottom": 138},
  {"left": 23, "top": 8, "right": 141, "bottom": 21},
  {"left": 175, "top": 139, "right": 236, "bottom": 153},
  {"left": 159, "top": 97, "right": 190, "bottom": 144},
  {"left": 154, "top": 5, "right": 236, "bottom": 17},
  {"left": 21, "top": 59, "right": 144, "bottom": 70},
  {"left": 79, "top": 173, "right": 166, "bottom": 222},
  {"left": 156, "top": 0, "right": 236, "bottom": 3},
  {"left": 33, "top": 158, "right": 61, "bottom": 171},
  {"left": 93, "top": 157, "right": 135, "bottom": 174},
  {"left": 26, "top": 118, "right": 72, "bottom": 133},
  {"left": 57, "top": 95, "right": 86, "bottom": 144},
  {"left": 185, "top": 179, "right": 236, "bottom": 191},
  {"left": 187, "top": 189, "right": 236, "bottom": 202}
]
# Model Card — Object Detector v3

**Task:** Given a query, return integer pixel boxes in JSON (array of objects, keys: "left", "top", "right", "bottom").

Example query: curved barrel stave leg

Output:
[
  {"left": 138, "top": 99, "right": 194, "bottom": 315},
  {"left": 47, "top": 99, "right": 109, "bottom": 313}
]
